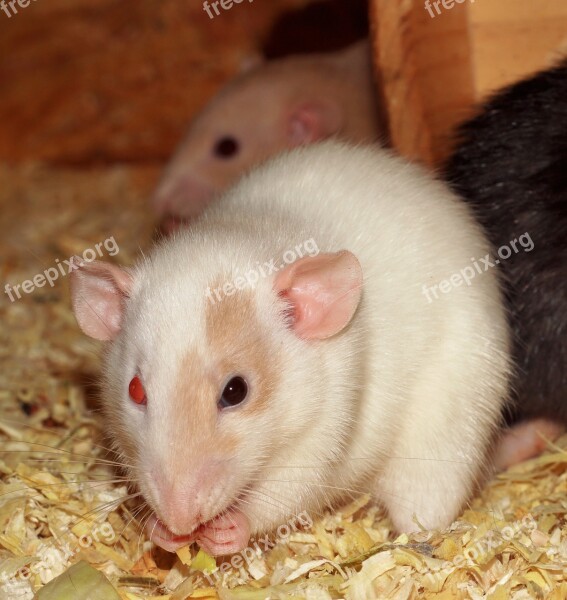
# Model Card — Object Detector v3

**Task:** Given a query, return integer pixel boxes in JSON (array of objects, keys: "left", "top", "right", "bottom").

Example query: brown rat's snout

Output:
[
  {"left": 152, "top": 174, "right": 220, "bottom": 236},
  {"left": 156, "top": 213, "right": 190, "bottom": 236},
  {"left": 151, "top": 173, "right": 218, "bottom": 219}
]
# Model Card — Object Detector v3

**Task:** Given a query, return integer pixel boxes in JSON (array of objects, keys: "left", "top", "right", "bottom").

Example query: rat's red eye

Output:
[{"left": 129, "top": 376, "right": 147, "bottom": 405}]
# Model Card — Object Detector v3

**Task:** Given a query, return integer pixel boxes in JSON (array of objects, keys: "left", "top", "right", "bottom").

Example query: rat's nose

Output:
[
  {"left": 151, "top": 461, "right": 225, "bottom": 535},
  {"left": 151, "top": 173, "right": 217, "bottom": 218},
  {"left": 157, "top": 213, "right": 189, "bottom": 236}
]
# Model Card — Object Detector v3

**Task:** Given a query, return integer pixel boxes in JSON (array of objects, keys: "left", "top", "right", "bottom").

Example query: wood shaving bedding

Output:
[{"left": 0, "top": 164, "right": 565, "bottom": 599}]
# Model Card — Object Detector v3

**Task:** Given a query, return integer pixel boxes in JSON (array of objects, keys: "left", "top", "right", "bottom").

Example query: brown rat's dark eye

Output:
[
  {"left": 213, "top": 136, "right": 240, "bottom": 159},
  {"left": 218, "top": 376, "right": 248, "bottom": 409}
]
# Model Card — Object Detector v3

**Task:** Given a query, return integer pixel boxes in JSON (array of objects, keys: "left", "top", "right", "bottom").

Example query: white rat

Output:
[
  {"left": 151, "top": 41, "right": 383, "bottom": 232},
  {"left": 71, "top": 142, "right": 510, "bottom": 556}
]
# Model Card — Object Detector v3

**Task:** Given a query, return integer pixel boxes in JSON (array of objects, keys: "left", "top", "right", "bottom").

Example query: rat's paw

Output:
[
  {"left": 195, "top": 510, "right": 251, "bottom": 556},
  {"left": 145, "top": 510, "right": 250, "bottom": 556},
  {"left": 495, "top": 419, "right": 564, "bottom": 471}
]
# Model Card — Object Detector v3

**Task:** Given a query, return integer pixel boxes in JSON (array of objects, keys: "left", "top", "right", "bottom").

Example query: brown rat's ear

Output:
[
  {"left": 287, "top": 101, "right": 343, "bottom": 147},
  {"left": 275, "top": 251, "right": 362, "bottom": 340},
  {"left": 70, "top": 259, "right": 133, "bottom": 341}
]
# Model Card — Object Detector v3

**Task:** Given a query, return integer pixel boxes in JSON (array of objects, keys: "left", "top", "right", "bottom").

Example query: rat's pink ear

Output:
[
  {"left": 275, "top": 251, "right": 362, "bottom": 340},
  {"left": 70, "top": 259, "right": 133, "bottom": 341},
  {"left": 287, "top": 101, "right": 342, "bottom": 147}
]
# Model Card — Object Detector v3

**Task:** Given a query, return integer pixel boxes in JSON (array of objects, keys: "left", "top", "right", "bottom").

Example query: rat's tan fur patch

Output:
[
  {"left": 205, "top": 288, "right": 277, "bottom": 416},
  {"left": 166, "top": 288, "right": 277, "bottom": 467},
  {"left": 171, "top": 350, "right": 238, "bottom": 457}
]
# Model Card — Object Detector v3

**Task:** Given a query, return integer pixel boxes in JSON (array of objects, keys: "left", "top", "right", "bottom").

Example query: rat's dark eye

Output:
[
  {"left": 218, "top": 376, "right": 248, "bottom": 409},
  {"left": 129, "top": 376, "right": 147, "bottom": 406},
  {"left": 213, "top": 136, "right": 240, "bottom": 159}
]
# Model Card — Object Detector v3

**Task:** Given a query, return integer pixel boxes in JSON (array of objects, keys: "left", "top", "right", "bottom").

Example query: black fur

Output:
[{"left": 444, "top": 60, "right": 567, "bottom": 424}]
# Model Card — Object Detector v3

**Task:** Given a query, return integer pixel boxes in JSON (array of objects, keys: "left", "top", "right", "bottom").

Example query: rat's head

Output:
[
  {"left": 69, "top": 238, "right": 362, "bottom": 552},
  {"left": 151, "top": 66, "right": 343, "bottom": 233}
]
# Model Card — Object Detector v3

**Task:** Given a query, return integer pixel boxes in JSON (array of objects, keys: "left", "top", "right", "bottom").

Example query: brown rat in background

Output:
[{"left": 151, "top": 40, "right": 384, "bottom": 232}]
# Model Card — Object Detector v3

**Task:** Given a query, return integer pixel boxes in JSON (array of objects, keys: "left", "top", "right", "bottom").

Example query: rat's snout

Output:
[
  {"left": 151, "top": 172, "right": 217, "bottom": 220},
  {"left": 151, "top": 460, "right": 226, "bottom": 535}
]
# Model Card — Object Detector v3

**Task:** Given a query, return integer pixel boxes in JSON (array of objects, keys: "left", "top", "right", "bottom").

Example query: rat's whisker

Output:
[
  {"left": 0, "top": 417, "right": 121, "bottom": 457},
  {"left": 146, "top": 514, "right": 161, "bottom": 556},
  {"left": 2, "top": 416, "right": 96, "bottom": 440},
  {"left": 115, "top": 502, "right": 149, "bottom": 546},
  {"left": 0, "top": 444, "right": 133, "bottom": 468},
  {"left": 55, "top": 474, "right": 135, "bottom": 483},
  {"left": 243, "top": 488, "right": 298, "bottom": 515},
  {"left": 71, "top": 492, "right": 141, "bottom": 527},
  {"left": 242, "top": 491, "right": 291, "bottom": 514},
  {"left": 0, "top": 478, "right": 133, "bottom": 499},
  {"left": 248, "top": 478, "right": 368, "bottom": 497},
  {"left": 7, "top": 457, "right": 122, "bottom": 467},
  {"left": 135, "top": 509, "right": 154, "bottom": 556},
  {"left": 265, "top": 454, "right": 475, "bottom": 469}
]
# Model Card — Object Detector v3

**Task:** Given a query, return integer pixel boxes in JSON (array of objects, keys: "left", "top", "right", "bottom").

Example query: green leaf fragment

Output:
[
  {"left": 34, "top": 560, "right": 121, "bottom": 600},
  {"left": 192, "top": 548, "right": 217, "bottom": 574}
]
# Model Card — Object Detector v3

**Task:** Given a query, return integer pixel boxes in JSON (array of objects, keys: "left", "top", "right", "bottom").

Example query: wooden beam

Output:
[{"left": 370, "top": 0, "right": 476, "bottom": 166}]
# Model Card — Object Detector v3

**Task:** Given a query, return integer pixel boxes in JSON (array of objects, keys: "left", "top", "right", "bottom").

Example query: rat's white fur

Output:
[{"left": 103, "top": 141, "right": 510, "bottom": 538}]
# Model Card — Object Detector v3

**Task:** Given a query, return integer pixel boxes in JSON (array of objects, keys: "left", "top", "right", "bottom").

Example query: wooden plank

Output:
[
  {"left": 370, "top": 0, "right": 434, "bottom": 165},
  {"left": 370, "top": 0, "right": 475, "bottom": 166},
  {"left": 468, "top": 0, "right": 567, "bottom": 96},
  {"left": 0, "top": 0, "right": 313, "bottom": 165}
]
